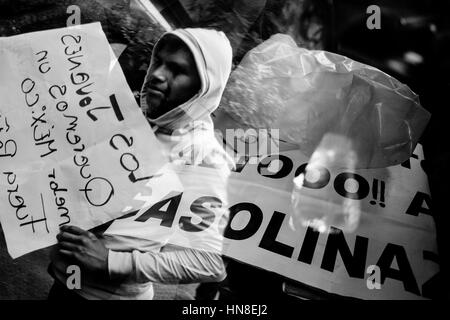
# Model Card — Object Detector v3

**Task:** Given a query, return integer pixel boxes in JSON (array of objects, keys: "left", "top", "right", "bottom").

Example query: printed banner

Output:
[
  {"left": 107, "top": 140, "right": 438, "bottom": 299},
  {"left": 222, "top": 145, "right": 438, "bottom": 300},
  {"left": 0, "top": 23, "right": 166, "bottom": 258}
]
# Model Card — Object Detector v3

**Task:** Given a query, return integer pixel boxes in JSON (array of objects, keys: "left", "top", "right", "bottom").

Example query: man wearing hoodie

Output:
[{"left": 48, "top": 28, "right": 234, "bottom": 300}]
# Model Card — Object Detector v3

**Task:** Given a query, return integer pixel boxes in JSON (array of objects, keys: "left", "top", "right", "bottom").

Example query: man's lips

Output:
[{"left": 146, "top": 86, "right": 166, "bottom": 98}]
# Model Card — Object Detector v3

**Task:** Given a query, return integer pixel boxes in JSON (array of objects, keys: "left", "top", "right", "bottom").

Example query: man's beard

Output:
[{"left": 145, "top": 94, "right": 170, "bottom": 119}]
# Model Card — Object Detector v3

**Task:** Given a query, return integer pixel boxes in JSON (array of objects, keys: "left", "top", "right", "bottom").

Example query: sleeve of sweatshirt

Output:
[{"left": 108, "top": 247, "right": 226, "bottom": 284}]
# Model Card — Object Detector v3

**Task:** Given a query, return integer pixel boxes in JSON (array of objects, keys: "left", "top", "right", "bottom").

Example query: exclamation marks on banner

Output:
[{"left": 370, "top": 179, "right": 386, "bottom": 208}]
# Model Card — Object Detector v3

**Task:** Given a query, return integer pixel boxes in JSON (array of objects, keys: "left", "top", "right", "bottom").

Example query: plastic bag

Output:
[{"left": 220, "top": 33, "right": 431, "bottom": 169}]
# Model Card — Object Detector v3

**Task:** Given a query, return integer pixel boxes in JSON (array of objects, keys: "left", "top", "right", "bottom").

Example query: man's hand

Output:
[{"left": 57, "top": 225, "right": 109, "bottom": 279}]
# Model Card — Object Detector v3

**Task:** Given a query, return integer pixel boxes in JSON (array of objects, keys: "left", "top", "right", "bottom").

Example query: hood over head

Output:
[{"left": 141, "top": 28, "right": 233, "bottom": 132}]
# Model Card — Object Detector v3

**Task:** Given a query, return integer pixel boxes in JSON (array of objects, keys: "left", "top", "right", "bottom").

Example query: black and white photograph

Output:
[{"left": 0, "top": 0, "right": 449, "bottom": 310}]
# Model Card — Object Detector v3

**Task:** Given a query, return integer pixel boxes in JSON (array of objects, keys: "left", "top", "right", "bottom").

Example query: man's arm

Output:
[
  {"left": 57, "top": 225, "right": 226, "bottom": 284},
  {"left": 109, "top": 245, "right": 226, "bottom": 284}
]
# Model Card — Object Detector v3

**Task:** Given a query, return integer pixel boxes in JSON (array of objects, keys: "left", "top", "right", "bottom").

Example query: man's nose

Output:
[{"left": 151, "top": 64, "right": 170, "bottom": 83}]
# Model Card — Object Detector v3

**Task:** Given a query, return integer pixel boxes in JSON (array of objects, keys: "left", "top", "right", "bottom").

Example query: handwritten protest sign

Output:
[
  {"left": 104, "top": 133, "right": 438, "bottom": 299},
  {"left": 0, "top": 23, "right": 166, "bottom": 258}
]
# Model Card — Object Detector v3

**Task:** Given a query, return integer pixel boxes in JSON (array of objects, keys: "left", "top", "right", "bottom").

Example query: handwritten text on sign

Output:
[{"left": 0, "top": 23, "right": 166, "bottom": 258}]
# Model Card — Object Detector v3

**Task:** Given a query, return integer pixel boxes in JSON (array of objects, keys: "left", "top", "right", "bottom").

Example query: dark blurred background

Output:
[{"left": 0, "top": 0, "right": 449, "bottom": 300}]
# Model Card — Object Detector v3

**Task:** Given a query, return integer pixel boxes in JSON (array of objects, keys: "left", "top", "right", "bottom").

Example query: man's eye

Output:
[
  {"left": 168, "top": 63, "right": 184, "bottom": 75},
  {"left": 171, "top": 65, "right": 181, "bottom": 74}
]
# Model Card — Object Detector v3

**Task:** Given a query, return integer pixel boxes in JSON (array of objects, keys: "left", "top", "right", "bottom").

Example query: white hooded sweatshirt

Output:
[{"left": 51, "top": 28, "right": 234, "bottom": 299}]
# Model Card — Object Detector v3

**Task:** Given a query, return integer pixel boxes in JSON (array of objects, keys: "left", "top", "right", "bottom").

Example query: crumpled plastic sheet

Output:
[{"left": 220, "top": 33, "right": 431, "bottom": 169}]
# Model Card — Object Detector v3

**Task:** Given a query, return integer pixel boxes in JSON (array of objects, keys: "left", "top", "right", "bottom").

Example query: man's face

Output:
[{"left": 144, "top": 37, "right": 201, "bottom": 119}]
